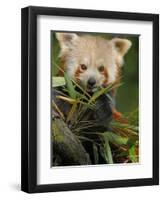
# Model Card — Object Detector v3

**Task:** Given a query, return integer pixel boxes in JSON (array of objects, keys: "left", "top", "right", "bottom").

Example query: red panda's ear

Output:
[
  {"left": 111, "top": 38, "right": 132, "bottom": 56},
  {"left": 56, "top": 33, "right": 79, "bottom": 50}
]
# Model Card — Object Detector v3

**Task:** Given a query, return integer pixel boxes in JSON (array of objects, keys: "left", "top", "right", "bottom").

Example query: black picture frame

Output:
[{"left": 21, "top": 6, "right": 159, "bottom": 193}]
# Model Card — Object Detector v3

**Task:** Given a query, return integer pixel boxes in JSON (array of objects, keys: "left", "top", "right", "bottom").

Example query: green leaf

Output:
[
  {"left": 88, "top": 83, "right": 121, "bottom": 104},
  {"left": 105, "top": 93, "right": 115, "bottom": 105},
  {"left": 72, "top": 79, "right": 91, "bottom": 98},
  {"left": 103, "top": 136, "right": 113, "bottom": 164},
  {"left": 129, "top": 145, "right": 137, "bottom": 163},
  {"left": 103, "top": 132, "right": 128, "bottom": 146},
  {"left": 127, "top": 137, "right": 138, "bottom": 147},
  {"left": 52, "top": 77, "right": 66, "bottom": 87},
  {"left": 64, "top": 73, "right": 76, "bottom": 99}
]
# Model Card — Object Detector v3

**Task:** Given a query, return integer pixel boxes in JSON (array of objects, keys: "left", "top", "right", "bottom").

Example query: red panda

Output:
[{"left": 56, "top": 32, "right": 132, "bottom": 121}]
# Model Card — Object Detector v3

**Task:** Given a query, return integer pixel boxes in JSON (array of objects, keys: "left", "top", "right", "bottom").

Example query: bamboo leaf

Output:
[
  {"left": 66, "top": 103, "right": 77, "bottom": 123},
  {"left": 103, "top": 136, "right": 113, "bottom": 164},
  {"left": 103, "top": 132, "right": 128, "bottom": 146},
  {"left": 88, "top": 83, "right": 121, "bottom": 104},
  {"left": 56, "top": 95, "right": 77, "bottom": 104},
  {"left": 72, "top": 79, "right": 92, "bottom": 99},
  {"left": 52, "top": 76, "right": 66, "bottom": 87},
  {"left": 64, "top": 73, "right": 76, "bottom": 99},
  {"left": 129, "top": 145, "right": 137, "bottom": 162},
  {"left": 52, "top": 100, "right": 65, "bottom": 120}
]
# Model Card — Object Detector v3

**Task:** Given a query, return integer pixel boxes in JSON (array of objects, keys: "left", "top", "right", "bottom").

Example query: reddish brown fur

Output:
[
  {"left": 74, "top": 66, "right": 83, "bottom": 82},
  {"left": 102, "top": 68, "right": 109, "bottom": 86}
]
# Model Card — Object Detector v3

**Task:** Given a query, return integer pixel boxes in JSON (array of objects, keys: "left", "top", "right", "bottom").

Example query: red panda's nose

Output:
[{"left": 87, "top": 78, "right": 96, "bottom": 87}]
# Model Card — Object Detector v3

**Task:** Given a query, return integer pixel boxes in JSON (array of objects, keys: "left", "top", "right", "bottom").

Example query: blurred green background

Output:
[{"left": 51, "top": 32, "right": 139, "bottom": 113}]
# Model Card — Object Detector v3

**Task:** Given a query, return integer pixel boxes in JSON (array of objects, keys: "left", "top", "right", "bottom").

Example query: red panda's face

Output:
[
  {"left": 56, "top": 33, "right": 132, "bottom": 92},
  {"left": 73, "top": 62, "right": 110, "bottom": 92}
]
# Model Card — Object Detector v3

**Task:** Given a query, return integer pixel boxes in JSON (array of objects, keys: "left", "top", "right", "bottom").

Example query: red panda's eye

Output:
[
  {"left": 80, "top": 64, "right": 87, "bottom": 70},
  {"left": 98, "top": 65, "right": 105, "bottom": 72}
]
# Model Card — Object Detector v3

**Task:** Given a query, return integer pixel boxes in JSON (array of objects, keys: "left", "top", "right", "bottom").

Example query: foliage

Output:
[{"left": 52, "top": 74, "right": 139, "bottom": 164}]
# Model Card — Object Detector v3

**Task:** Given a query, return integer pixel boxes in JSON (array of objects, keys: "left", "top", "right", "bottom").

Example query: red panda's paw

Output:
[
  {"left": 112, "top": 108, "right": 128, "bottom": 124},
  {"left": 112, "top": 109, "right": 122, "bottom": 120}
]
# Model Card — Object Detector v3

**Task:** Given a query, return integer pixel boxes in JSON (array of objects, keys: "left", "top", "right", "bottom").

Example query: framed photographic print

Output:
[{"left": 21, "top": 6, "right": 159, "bottom": 193}]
